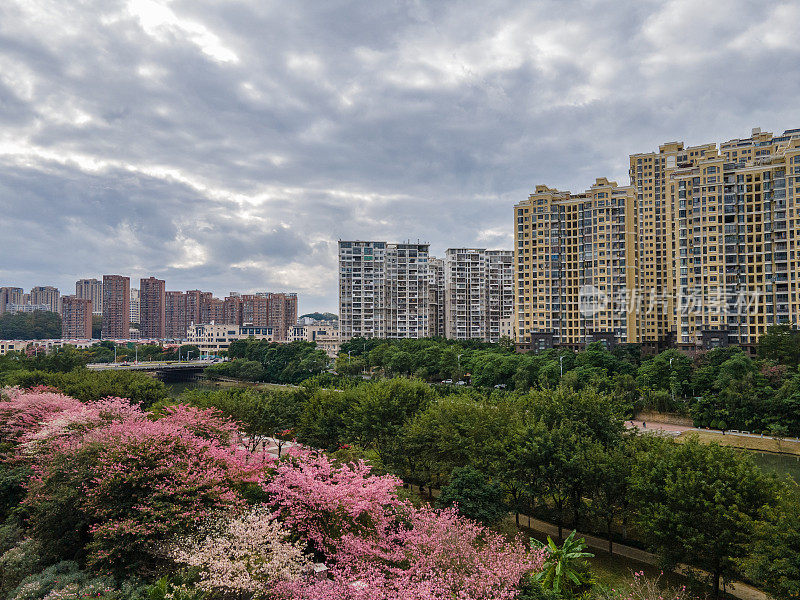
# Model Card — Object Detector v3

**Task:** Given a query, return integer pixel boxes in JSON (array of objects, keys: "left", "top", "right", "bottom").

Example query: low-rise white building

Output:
[
  {"left": 287, "top": 322, "right": 340, "bottom": 358},
  {"left": 186, "top": 323, "right": 276, "bottom": 356}
]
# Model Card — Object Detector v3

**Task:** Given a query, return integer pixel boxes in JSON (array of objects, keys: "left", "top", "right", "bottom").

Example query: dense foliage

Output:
[
  {"left": 336, "top": 333, "right": 800, "bottom": 436},
  {"left": 0, "top": 386, "right": 550, "bottom": 600},
  {"left": 208, "top": 340, "right": 329, "bottom": 384},
  {"left": 174, "top": 378, "right": 796, "bottom": 598},
  {"left": 0, "top": 312, "right": 61, "bottom": 341}
]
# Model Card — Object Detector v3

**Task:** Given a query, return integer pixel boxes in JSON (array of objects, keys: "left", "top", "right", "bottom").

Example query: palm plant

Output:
[{"left": 532, "top": 530, "right": 594, "bottom": 594}]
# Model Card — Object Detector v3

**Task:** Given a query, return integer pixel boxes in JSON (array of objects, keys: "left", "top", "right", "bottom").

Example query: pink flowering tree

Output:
[
  {"left": 11, "top": 390, "right": 271, "bottom": 575},
  {"left": 266, "top": 450, "right": 545, "bottom": 600}
]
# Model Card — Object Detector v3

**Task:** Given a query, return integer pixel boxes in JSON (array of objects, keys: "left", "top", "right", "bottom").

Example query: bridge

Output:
[{"left": 87, "top": 360, "right": 218, "bottom": 381}]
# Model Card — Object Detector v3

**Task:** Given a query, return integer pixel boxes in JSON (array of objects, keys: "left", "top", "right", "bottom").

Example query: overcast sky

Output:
[{"left": 1, "top": 0, "right": 799, "bottom": 313}]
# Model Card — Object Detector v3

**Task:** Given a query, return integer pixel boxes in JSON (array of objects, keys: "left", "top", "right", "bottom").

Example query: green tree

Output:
[
  {"left": 631, "top": 437, "right": 777, "bottom": 598},
  {"left": 436, "top": 466, "right": 507, "bottom": 526},
  {"left": 741, "top": 481, "right": 800, "bottom": 600},
  {"left": 757, "top": 324, "right": 800, "bottom": 367},
  {"left": 532, "top": 531, "right": 594, "bottom": 596}
]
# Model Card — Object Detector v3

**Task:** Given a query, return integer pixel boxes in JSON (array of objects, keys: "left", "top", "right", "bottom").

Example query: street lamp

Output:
[{"left": 559, "top": 355, "right": 564, "bottom": 378}]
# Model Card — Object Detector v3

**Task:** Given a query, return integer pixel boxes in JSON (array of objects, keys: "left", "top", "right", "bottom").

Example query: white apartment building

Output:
[
  {"left": 287, "top": 322, "right": 340, "bottom": 358},
  {"left": 338, "top": 241, "right": 429, "bottom": 340},
  {"left": 427, "top": 257, "right": 445, "bottom": 337},
  {"left": 443, "top": 248, "right": 515, "bottom": 343},
  {"left": 486, "top": 250, "right": 515, "bottom": 342},
  {"left": 129, "top": 288, "right": 140, "bottom": 324},
  {"left": 444, "top": 248, "right": 487, "bottom": 340}
]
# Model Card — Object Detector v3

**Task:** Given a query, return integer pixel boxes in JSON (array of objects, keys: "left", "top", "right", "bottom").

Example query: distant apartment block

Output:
[
  {"left": 75, "top": 279, "right": 102, "bottom": 314},
  {"left": 61, "top": 296, "right": 92, "bottom": 339},
  {"left": 267, "top": 292, "right": 298, "bottom": 341},
  {"left": 129, "top": 288, "right": 140, "bottom": 324},
  {"left": 339, "top": 241, "right": 429, "bottom": 339},
  {"left": 0, "top": 287, "right": 23, "bottom": 315},
  {"left": 165, "top": 291, "right": 187, "bottom": 338},
  {"left": 139, "top": 277, "right": 166, "bottom": 339},
  {"left": 427, "top": 257, "right": 445, "bottom": 337},
  {"left": 186, "top": 323, "right": 275, "bottom": 355},
  {"left": 444, "top": 249, "right": 487, "bottom": 340},
  {"left": 29, "top": 286, "right": 60, "bottom": 314},
  {"left": 288, "top": 322, "right": 340, "bottom": 357},
  {"left": 102, "top": 275, "right": 130, "bottom": 339}
]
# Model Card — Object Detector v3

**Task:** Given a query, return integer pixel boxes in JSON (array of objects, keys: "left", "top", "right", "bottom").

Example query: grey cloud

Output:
[{"left": 1, "top": 0, "right": 799, "bottom": 312}]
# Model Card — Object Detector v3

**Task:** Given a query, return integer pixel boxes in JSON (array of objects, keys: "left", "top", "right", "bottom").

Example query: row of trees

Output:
[
  {"left": 206, "top": 340, "right": 330, "bottom": 384},
  {"left": 178, "top": 379, "right": 800, "bottom": 599},
  {"left": 335, "top": 335, "right": 800, "bottom": 436}
]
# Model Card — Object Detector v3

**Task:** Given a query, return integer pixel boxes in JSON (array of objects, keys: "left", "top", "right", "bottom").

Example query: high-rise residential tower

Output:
[
  {"left": 75, "top": 279, "right": 103, "bottom": 315},
  {"left": 29, "top": 286, "right": 60, "bottom": 314},
  {"left": 444, "top": 248, "right": 487, "bottom": 340},
  {"left": 139, "top": 277, "right": 166, "bottom": 339},
  {"left": 267, "top": 292, "right": 298, "bottom": 341},
  {"left": 0, "top": 287, "right": 23, "bottom": 315},
  {"left": 102, "top": 275, "right": 130, "bottom": 339},
  {"left": 515, "top": 127, "right": 800, "bottom": 353},
  {"left": 61, "top": 296, "right": 92, "bottom": 339},
  {"left": 514, "top": 178, "right": 638, "bottom": 350},
  {"left": 165, "top": 291, "right": 187, "bottom": 339},
  {"left": 339, "top": 241, "right": 429, "bottom": 339},
  {"left": 485, "top": 250, "right": 515, "bottom": 343}
]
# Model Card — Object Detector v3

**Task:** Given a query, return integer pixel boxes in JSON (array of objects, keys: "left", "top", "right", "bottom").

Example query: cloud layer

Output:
[{"left": 1, "top": 0, "right": 799, "bottom": 312}]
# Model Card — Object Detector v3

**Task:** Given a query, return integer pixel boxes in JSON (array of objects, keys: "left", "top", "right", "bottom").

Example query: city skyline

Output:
[{"left": 2, "top": 1, "right": 799, "bottom": 312}]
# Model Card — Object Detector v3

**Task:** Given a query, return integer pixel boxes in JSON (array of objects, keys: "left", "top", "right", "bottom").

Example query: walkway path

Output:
[
  {"left": 509, "top": 512, "right": 769, "bottom": 600},
  {"left": 408, "top": 483, "right": 769, "bottom": 600}
]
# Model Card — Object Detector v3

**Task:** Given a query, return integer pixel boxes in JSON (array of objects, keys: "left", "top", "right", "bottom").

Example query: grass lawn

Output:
[{"left": 678, "top": 430, "right": 800, "bottom": 456}]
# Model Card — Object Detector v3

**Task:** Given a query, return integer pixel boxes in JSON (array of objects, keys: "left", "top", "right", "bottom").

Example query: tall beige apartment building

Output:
[
  {"left": 515, "top": 127, "right": 800, "bottom": 352},
  {"left": 75, "top": 279, "right": 102, "bottom": 315},
  {"left": 515, "top": 178, "right": 637, "bottom": 350}
]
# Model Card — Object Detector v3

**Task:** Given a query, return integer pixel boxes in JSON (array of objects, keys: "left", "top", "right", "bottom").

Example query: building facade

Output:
[
  {"left": 61, "top": 296, "right": 92, "bottom": 339},
  {"left": 442, "top": 248, "right": 516, "bottom": 343},
  {"left": 287, "top": 322, "right": 340, "bottom": 357},
  {"left": 129, "top": 288, "right": 140, "bottom": 324},
  {"left": 444, "top": 248, "right": 487, "bottom": 340},
  {"left": 0, "top": 287, "right": 23, "bottom": 315},
  {"left": 139, "top": 277, "right": 166, "bottom": 339},
  {"left": 165, "top": 291, "right": 187, "bottom": 339},
  {"left": 339, "top": 241, "right": 429, "bottom": 339},
  {"left": 29, "top": 286, "right": 60, "bottom": 314},
  {"left": 185, "top": 323, "right": 276, "bottom": 355},
  {"left": 75, "top": 279, "right": 102, "bottom": 315},
  {"left": 102, "top": 275, "right": 130, "bottom": 339},
  {"left": 515, "top": 127, "right": 800, "bottom": 352},
  {"left": 266, "top": 293, "right": 298, "bottom": 341},
  {"left": 515, "top": 178, "right": 638, "bottom": 350}
]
